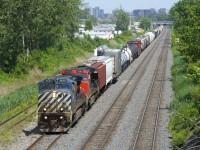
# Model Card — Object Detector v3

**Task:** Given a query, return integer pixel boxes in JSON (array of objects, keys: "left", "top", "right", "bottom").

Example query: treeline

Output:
[
  {"left": 0, "top": 0, "right": 82, "bottom": 74},
  {"left": 169, "top": 0, "right": 200, "bottom": 149}
]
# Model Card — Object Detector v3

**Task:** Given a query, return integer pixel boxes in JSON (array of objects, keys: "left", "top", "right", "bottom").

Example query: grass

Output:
[
  {"left": 0, "top": 84, "right": 37, "bottom": 122},
  {"left": 0, "top": 106, "right": 37, "bottom": 143},
  {"left": 168, "top": 46, "right": 199, "bottom": 149}
]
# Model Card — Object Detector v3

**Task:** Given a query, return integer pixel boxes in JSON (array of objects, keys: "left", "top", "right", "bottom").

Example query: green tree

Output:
[
  {"left": 139, "top": 18, "right": 151, "bottom": 31},
  {"left": 85, "top": 20, "right": 93, "bottom": 30},
  {"left": 170, "top": 0, "right": 200, "bottom": 62},
  {"left": 0, "top": 0, "right": 82, "bottom": 73},
  {"left": 169, "top": 0, "right": 200, "bottom": 148},
  {"left": 112, "top": 9, "right": 129, "bottom": 31},
  {"left": 90, "top": 16, "right": 98, "bottom": 26},
  {"left": 156, "top": 12, "right": 170, "bottom": 21}
]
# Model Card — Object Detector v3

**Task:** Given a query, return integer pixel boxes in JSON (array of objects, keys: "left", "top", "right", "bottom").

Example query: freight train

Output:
[{"left": 37, "top": 26, "right": 163, "bottom": 132}]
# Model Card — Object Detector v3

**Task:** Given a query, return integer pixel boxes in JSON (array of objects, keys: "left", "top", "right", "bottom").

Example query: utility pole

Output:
[{"left": 130, "top": 11, "right": 131, "bottom": 29}]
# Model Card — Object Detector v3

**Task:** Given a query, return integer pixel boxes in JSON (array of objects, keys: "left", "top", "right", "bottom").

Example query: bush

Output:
[{"left": 169, "top": 45, "right": 200, "bottom": 149}]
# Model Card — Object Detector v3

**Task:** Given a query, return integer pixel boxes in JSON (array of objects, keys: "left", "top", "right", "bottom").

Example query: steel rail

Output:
[
  {"left": 131, "top": 30, "right": 170, "bottom": 150},
  {"left": 46, "top": 133, "right": 63, "bottom": 150},
  {"left": 27, "top": 133, "right": 46, "bottom": 150},
  {"left": 0, "top": 103, "right": 37, "bottom": 126},
  {"left": 8, "top": 111, "right": 37, "bottom": 130},
  {"left": 151, "top": 31, "right": 170, "bottom": 150}
]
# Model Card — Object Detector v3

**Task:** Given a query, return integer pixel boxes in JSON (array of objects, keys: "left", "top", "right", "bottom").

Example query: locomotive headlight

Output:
[
  {"left": 43, "top": 108, "right": 47, "bottom": 112},
  {"left": 44, "top": 116, "right": 48, "bottom": 120},
  {"left": 60, "top": 116, "right": 63, "bottom": 120},
  {"left": 60, "top": 107, "right": 64, "bottom": 112}
]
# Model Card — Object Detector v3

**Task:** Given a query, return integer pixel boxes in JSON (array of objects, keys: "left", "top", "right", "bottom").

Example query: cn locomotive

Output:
[{"left": 37, "top": 26, "right": 163, "bottom": 132}]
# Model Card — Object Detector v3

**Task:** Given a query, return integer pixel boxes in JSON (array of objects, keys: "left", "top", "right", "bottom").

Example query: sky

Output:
[{"left": 83, "top": 0, "right": 179, "bottom": 13}]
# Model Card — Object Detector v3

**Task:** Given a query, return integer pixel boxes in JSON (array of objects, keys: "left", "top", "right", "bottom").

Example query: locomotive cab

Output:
[{"left": 37, "top": 76, "right": 78, "bottom": 132}]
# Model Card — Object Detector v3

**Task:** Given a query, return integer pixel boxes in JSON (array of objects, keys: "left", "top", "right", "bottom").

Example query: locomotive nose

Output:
[{"left": 38, "top": 92, "right": 72, "bottom": 113}]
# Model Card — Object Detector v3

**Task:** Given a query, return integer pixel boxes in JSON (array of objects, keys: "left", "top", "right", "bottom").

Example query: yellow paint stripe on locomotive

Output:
[
  {"left": 64, "top": 94, "right": 71, "bottom": 102},
  {"left": 38, "top": 92, "right": 52, "bottom": 104},
  {"left": 54, "top": 94, "right": 71, "bottom": 111},
  {"left": 57, "top": 100, "right": 64, "bottom": 110},
  {"left": 68, "top": 105, "right": 71, "bottom": 111},
  {"left": 49, "top": 101, "right": 58, "bottom": 112},
  {"left": 38, "top": 102, "right": 46, "bottom": 112},
  {"left": 50, "top": 94, "right": 65, "bottom": 112},
  {"left": 66, "top": 100, "right": 71, "bottom": 106}
]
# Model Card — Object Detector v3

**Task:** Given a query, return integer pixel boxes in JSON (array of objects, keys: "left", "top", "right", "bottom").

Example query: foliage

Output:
[
  {"left": 112, "top": 9, "right": 129, "bottom": 31},
  {"left": 108, "top": 30, "right": 136, "bottom": 48},
  {"left": 0, "top": 84, "right": 37, "bottom": 122},
  {"left": 169, "top": 46, "right": 200, "bottom": 149},
  {"left": 139, "top": 18, "right": 151, "bottom": 31},
  {"left": 169, "top": 1, "right": 200, "bottom": 148},
  {"left": 134, "top": 11, "right": 171, "bottom": 22},
  {"left": 90, "top": 16, "right": 98, "bottom": 26},
  {"left": 156, "top": 12, "right": 171, "bottom": 21},
  {"left": 0, "top": 0, "right": 82, "bottom": 73},
  {"left": 170, "top": 0, "right": 200, "bottom": 62},
  {"left": 84, "top": 20, "right": 93, "bottom": 30}
]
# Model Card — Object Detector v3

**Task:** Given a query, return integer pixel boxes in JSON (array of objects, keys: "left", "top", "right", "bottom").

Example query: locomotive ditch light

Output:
[
  {"left": 43, "top": 108, "right": 47, "bottom": 112},
  {"left": 60, "top": 107, "right": 64, "bottom": 112}
]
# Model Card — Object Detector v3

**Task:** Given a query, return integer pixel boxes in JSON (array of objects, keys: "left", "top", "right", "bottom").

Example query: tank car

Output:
[
  {"left": 145, "top": 32, "right": 155, "bottom": 43},
  {"left": 137, "top": 36, "right": 148, "bottom": 51},
  {"left": 121, "top": 46, "right": 133, "bottom": 65},
  {"left": 127, "top": 40, "right": 142, "bottom": 56},
  {"left": 120, "top": 52, "right": 128, "bottom": 71},
  {"left": 126, "top": 43, "right": 139, "bottom": 60}
]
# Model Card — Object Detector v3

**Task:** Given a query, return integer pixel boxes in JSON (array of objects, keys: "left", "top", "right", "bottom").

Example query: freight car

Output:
[
  {"left": 127, "top": 39, "right": 142, "bottom": 56},
  {"left": 37, "top": 26, "right": 163, "bottom": 132},
  {"left": 94, "top": 46, "right": 122, "bottom": 79},
  {"left": 94, "top": 45, "right": 129, "bottom": 75}
]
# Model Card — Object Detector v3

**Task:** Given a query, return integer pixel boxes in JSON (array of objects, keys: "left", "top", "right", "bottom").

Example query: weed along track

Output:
[
  {"left": 0, "top": 103, "right": 37, "bottom": 134},
  {"left": 80, "top": 30, "right": 168, "bottom": 150}
]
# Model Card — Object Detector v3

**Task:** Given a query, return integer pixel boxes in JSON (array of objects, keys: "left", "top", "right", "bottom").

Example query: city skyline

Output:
[{"left": 83, "top": 0, "right": 179, "bottom": 13}]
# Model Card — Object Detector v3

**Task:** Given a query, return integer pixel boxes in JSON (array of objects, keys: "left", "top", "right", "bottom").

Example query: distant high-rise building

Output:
[
  {"left": 93, "top": 7, "right": 100, "bottom": 18},
  {"left": 133, "top": 8, "right": 157, "bottom": 17},
  {"left": 158, "top": 8, "right": 167, "bottom": 14},
  {"left": 99, "top": 9, "right": 104, "bottom": 18}
]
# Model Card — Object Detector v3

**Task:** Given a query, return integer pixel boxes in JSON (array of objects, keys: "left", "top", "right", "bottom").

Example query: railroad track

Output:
[
  {"left": 26, "top": 132, "right": 63, "bottom": 150},
  {"left": 130, "top": 29, "right": 170, "bottom": 150},
  {"left": 0, "top": 103, "right": 37, "bottom": 134},
  {"left": 80, "top": 30, "right": 168, "bottom": 150}
]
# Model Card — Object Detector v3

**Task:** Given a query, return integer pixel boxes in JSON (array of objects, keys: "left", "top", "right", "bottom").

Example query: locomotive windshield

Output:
[
  {"left": 56, "top": 78, "right": 72, "bottom": 89},
  {"left": 38, "top": 78, "right": 72, "bottom": 92}
]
